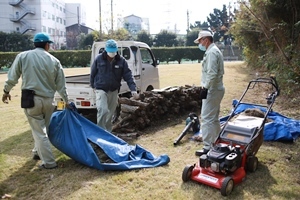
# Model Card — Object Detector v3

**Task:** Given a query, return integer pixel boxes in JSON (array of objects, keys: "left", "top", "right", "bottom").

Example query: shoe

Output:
[
  {"left": 195, "top": 148, "right": 209, "bottom": 156},
  {"left": 38, "top": 164, "right": 58, "bottom": 169},
  {"left": 32, "top": 154, "right": 40, "bottom": 160}
]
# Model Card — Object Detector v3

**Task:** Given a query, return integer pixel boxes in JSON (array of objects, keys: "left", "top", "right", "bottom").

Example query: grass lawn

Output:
[{"left": 0, "top": 61, "right": 299, "bottom": 200}]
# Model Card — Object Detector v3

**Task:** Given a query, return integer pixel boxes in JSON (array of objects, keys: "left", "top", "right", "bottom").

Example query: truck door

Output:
[{"left": 139, "top": 47, "right": 160, "bottom": 92}]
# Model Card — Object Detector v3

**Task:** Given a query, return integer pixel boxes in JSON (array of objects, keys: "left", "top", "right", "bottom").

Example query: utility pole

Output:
[
  {"left": 99, "top": 0, "right": 102, "bottom": 38},
  {"left": 186, "top": 10, "right": 189, "bottom": 33},
  {"left": 111, "top": 0, "right": 113, "bottom": 31}
]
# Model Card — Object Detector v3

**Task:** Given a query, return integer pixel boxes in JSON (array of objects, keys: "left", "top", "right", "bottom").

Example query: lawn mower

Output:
[{"left": 182, "top": 77, "right": 280, "bottom": 196}]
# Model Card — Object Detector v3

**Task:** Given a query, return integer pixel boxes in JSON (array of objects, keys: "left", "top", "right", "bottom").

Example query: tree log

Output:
[{"left": 112, "top": 86, "right": 202, "bottom": 136}]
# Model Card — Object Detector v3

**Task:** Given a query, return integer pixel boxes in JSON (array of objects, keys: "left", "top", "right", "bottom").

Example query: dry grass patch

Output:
[{"left": 0, "top": 61, "right": 299, "bottom": 200}]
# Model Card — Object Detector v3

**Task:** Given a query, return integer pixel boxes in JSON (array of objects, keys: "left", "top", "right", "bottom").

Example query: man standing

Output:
[
  {"left": 90, "top": 39, "right": 138, "bottom": 132},
  {"left": 2, "top": 32, "right": 69, "bottom": 169},
  {"left": 194, "top": 30, "right": 225, "bottom": 156}
]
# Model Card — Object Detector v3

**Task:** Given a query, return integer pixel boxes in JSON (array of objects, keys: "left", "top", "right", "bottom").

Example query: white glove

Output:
[{"left": 131, "top": 91, "right": 139, "bottom": 100}]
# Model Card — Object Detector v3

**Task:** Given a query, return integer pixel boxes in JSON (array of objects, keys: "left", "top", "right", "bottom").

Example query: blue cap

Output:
[
  {"left": 33, "top": 32, "right": 53, "bottom": 43},
  {"left": 105, "top": 39, "right": 118, "bottom": 53}
]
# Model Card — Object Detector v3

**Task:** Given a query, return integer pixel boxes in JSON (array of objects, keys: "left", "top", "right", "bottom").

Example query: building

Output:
[
  {"left": 0, "top": 0, "right": 88, "bottom": 49},
  {"left": 66, "top": 24, "right": 94, "bottom": 49},
  {"left": 122, "top": 15, "right": 150, "bottom": 36}
]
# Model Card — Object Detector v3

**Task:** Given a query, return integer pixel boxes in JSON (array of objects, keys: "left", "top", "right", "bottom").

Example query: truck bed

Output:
[{"left": 66, "top": 74, "right": 90, "bottom": 84}]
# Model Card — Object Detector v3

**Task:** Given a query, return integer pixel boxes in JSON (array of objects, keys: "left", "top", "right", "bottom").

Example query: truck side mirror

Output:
[{"left": 156, "top": 59, "right": 160, "bottom": 66}]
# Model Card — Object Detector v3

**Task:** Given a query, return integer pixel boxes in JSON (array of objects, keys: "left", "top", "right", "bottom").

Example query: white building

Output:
[
  {"left": 121, "top": 15, "right": 150, "bottom": 36},
  {"left": 0, "top": 0, "right": 87, "bottom": 49}
]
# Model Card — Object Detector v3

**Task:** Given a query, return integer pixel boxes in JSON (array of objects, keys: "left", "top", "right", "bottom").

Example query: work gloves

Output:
[
  {"left": 131, "top": 91, "right": 139, "bottom": 100},
  {"left": 200, "top": 87, "right": 208, "bottom": 99},
  {"left": 2, "top": 93, "right": 11, "bottom": 104}
]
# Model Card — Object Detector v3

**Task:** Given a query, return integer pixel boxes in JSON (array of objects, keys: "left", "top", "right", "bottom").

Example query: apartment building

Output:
[
  {"left": 122, "top": 15, "right": 150, "bottom": 36},
  {"left": 0, "top": 0, "right": 87, "bottom": 49}
]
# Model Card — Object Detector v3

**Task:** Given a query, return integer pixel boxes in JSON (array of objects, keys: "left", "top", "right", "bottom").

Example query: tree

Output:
[
  {"left": 186, "top": 29, "right": 200, "bottom": 46},
  {"left": 189, "top": 4, "right": 235, "bottom": 45},
  {"left": 230, "top": 0, "right": 300, "bottom": 88},
  {"left": 206, "top": 5, "right": 231, "bottom": 42},
  {"left": 102, "top": 28, "right": 131, "bottom": 41},
  {"left": 78, "top": 33, "right": 94, "bottom": 50},
  {"left": 154, "top": 30, "right": 178, "bottom": 47},
  {"left": 0, "top": 32, "right": 33, "bottom": 52},
  {"left": 137, "top": 30, "right": 153, "bottom": 46},
  {"left": 189, "top": 21, "right": 209, "bottom": 32}
]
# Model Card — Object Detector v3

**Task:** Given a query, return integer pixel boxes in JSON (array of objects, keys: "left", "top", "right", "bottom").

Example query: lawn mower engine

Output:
[{"left": 199, "top": 143, "right": 242, "bottom": 174}]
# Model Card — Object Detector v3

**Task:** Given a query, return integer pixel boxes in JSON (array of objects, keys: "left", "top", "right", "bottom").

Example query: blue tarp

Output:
[
  {"left": 48, "top": 107, "right": 170, "bottom": 171},
  {"left": 219, "top": 100, "right": 300, "bottom": 142}
]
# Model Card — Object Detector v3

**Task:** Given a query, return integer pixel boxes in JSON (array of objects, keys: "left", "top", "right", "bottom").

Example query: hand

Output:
[
  {"left": 2, "top": 93, "right": 11, "bottom": 104},
  {"left": 64, "top": 102, "right": 70, "bottom": 109},
  {"left": 131, "top": 91, "right": 139, "bottom": 100}
]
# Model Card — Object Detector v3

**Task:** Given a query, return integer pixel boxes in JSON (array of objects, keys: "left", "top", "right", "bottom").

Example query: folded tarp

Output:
[
  {"left": 48, "top": 106, "right": 170, "bottom": 171},
  {"left": 219, "top": 100, "right": 300, "bottom": 142}
]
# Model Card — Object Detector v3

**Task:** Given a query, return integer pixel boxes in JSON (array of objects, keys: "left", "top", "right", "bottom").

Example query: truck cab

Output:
[
  {"left": 91, "top": 41, "right": 160, "bottom": 94},
  {"left": 54, "top": 41, "right": 159, "bottom": 123}
]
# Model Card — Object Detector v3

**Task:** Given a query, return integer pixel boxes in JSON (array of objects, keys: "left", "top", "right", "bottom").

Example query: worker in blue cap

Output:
[
  {"left": 90, "top": 39, "right": 138, "bottom": 132},
  {"left": 2, "top": 32, "right": 69, "bottom": 169}
]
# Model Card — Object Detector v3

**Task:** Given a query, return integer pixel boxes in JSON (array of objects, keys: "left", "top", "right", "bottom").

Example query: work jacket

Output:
[{"left": 90, "top": 51, "right": 136, "bottom": 92}]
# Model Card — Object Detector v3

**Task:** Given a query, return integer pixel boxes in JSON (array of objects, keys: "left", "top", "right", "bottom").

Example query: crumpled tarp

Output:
[
  {"left": 48, "top": 106, "right": 170, "bottom": 171},
  {"left": 219, "top": 100, "right": 300, "bottom": 142}
]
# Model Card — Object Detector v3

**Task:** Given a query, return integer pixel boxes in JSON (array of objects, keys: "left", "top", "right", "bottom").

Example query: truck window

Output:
[
  {"left": 121, "top": 47, "right": 131, "bottom": 60},
  {"left": 99, "top": 48, "right": 105, "bottom": 54},
  {"left": 140, "top": 48, "right": 153, "bottom": 65}
]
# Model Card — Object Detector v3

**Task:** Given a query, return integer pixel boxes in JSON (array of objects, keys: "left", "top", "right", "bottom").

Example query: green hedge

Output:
[
  {"left": 0, "top": 50, "right": 91, "bottom": 69},
  {"left": 0, "top": 46, "right": 242, "bottom": 69}
]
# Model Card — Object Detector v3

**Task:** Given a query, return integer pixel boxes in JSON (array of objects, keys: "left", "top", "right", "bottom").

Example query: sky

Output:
[{"left": 65, "top": 0, "right": 237, "bottom": 34}]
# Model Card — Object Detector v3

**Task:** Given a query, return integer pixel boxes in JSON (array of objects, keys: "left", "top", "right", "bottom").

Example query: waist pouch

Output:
[{"left": 21, "top": 89, "right": 35, "bottom": 108}]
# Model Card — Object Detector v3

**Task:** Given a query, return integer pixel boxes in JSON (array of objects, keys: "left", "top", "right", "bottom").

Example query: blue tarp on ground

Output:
[
  {"left": 48, "top": 107, "right": 170, "bottom": 171},
  {"left": 219, "top": 100, "right": 300, "bottom": 142}
]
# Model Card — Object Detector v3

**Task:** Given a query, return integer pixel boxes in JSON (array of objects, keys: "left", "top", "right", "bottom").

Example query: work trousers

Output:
[
  {"left": 201, "top": 88, "right": 225, "bottom": 150},
  {"left": 95, "top": 89, "right": 118, "bottom": 132},
  {"left": 24, "top": 95, "right": 57, "bottom": 168}
]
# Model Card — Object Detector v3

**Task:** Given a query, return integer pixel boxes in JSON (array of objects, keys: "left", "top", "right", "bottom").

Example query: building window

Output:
[
  {"left": 52, "top": 15, "right": 55, "bottom": 21},
  {"left": 48, "top": 27, "right": 51, "bottom": 34},
  {"left": 16, "top": 27, "right": 20, "bottom": 32},
  {"left": 60, "top": 18, "right": 62, "bottom": 24},
  {"left": 43, "top": 11, "right": 47, "bottom": 17},
  {"left": 56, "top": 17, "right": 59, "bottom": 22},
  {"left": 48, "top": 13, "right": 51, "bottom": 19},
  {"left": 42, "top": 26, "right": 46, "bottom": 32},
  {"left": 64, "top": 20, "right": 66, "bottom": 25}
]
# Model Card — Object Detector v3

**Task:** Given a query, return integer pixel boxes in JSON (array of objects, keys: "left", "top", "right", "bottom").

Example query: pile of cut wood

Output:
[{"left": 112, "top": 85, "right": 203, "bottom": 139}]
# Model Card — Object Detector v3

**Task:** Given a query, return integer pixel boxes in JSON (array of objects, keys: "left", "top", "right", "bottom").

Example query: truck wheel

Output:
[
  {"left": 221, "top": 176, "right": 234, "bottom": 196},
  {"left": 182, "top": 165, "right": 194, "bottom": 182}
]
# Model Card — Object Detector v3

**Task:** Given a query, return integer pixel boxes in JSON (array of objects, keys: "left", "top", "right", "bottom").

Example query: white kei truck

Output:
[{"left": 54, "top": 41, "right": 160, "bottom": 123}]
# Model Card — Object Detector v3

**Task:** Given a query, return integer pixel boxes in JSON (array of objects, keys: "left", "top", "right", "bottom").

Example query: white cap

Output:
[{"left": 194, "top": 30, "right": 213, "bottom": 44}]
